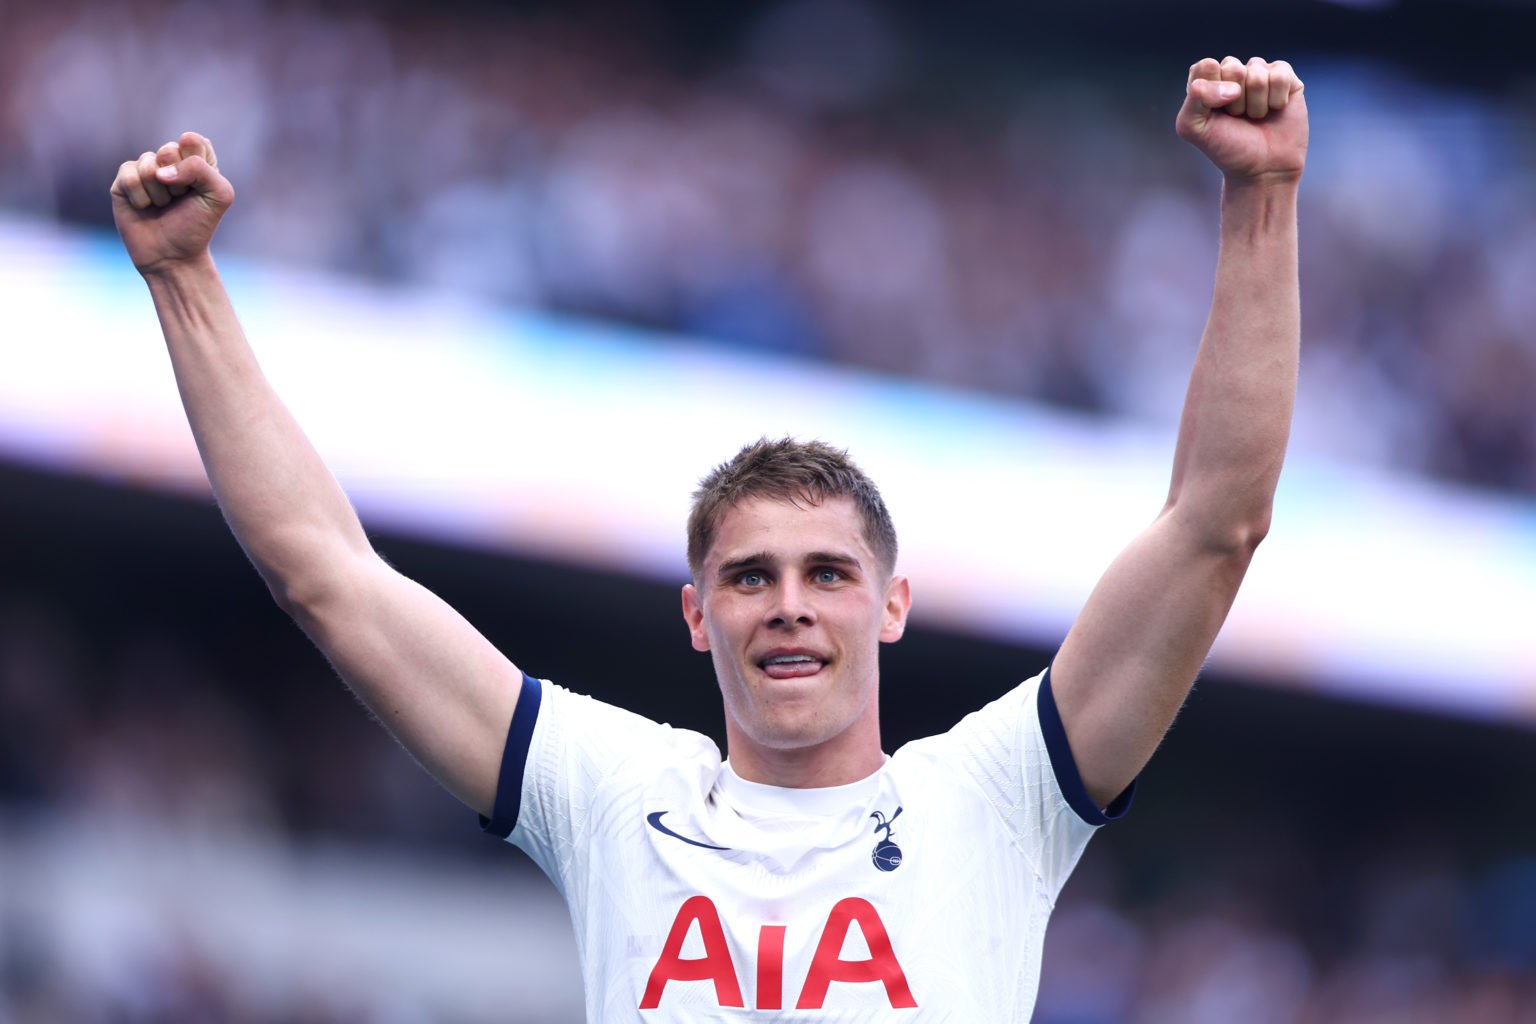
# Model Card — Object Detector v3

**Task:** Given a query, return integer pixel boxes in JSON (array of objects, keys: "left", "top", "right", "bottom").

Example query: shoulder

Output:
[
  {"left": 484, "top": 676, "right": 721, "bottom": 842},
  {"left": 893, "top": 666, "right": 1129, "bottom": 827},
  {"left": 894, "top": 667, "right": 1050, "bottom": 761},
  {"left": 535, "top": 677, "right": 720, "bottom": 769},
  {"left": 534, "top": 678, "right": 697, "bottom": 740}
]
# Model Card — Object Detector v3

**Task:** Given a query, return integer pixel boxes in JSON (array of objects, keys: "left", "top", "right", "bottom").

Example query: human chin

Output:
[
  {"left": 740, "top": 704, "right": 837, "bottom": 753},
  {"left": 731, "top": 668, "right": 834, "bottom": 735}
]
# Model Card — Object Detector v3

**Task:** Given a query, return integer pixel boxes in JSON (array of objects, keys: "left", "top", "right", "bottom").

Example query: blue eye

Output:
[
  {"left": 739, "top": 571, "right": 766, "bottom": 587},
  {"left": 815, "top": 569, "right": 842, "bottom": 583}
]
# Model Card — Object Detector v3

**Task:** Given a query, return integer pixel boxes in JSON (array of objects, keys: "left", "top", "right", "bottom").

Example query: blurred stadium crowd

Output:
[{"left": 3, "top": 0, "right": 1535, "bottom": 496}]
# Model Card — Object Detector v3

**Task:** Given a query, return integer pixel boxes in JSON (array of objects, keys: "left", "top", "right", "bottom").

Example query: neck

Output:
[{"left": 725, "top": 716, "right": 886, "bottom": 789}]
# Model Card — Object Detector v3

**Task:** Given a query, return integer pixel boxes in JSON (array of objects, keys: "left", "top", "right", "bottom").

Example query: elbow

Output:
[
  {"left": 263, "top": 572, "right": 316, "bottom": 621},
  {"left": 1228, "top": 507, "right": 1274, "bottom": 554},
  {"left": 1166, "top": 451, "right": 1286, "bottom": 555},
  {"left": 262, "top": 558, "right": 357, "bottom": 624},
  {"left": 1165, "top": 500, "right": 1274, "bottom": 557},
  {"left": 270, "top": 573, "right": 351, "bottom": 628},
  {"left": 266, "top": 576, "right": 308, "bottom": 620},
  {"left": 249, "top": 529, "right": 372, "bottom": 621}
]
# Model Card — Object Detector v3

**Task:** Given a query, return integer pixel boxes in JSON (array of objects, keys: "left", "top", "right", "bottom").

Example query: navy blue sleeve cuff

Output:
[
  {"left": 479, "top": 674, "right": 544, "bottom": 839},
  {"left": 1037, "top": 666, "right": 1136, "bottom": 826}
]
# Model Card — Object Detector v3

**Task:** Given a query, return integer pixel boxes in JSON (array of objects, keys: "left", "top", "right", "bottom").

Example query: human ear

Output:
[
  {"left": 879, "top": 574, "right": 912, "bottom": 643},
  {"left": 681, "top": 583, "right": 711, "bottom": 652}
]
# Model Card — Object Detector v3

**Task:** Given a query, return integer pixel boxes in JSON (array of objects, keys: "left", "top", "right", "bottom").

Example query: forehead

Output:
[{"left": 704, "top": 494, "right": 872, "bottom": 566}]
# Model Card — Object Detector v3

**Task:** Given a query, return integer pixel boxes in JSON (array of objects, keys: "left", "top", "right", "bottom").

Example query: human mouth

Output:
[{"left": 757, "top": 651, "right": 827, "bottom": 679}]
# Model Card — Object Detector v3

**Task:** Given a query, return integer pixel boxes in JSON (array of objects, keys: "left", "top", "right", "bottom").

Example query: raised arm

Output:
[
  {"left": 1051, "top": 58, "right": 1308, "bottom": 807},
  {"left": 110, "top": 134, "right": 520, "bottom": 816}
]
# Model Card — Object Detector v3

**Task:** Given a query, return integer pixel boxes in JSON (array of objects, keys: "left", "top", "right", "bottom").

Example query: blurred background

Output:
[{"left": 3, "top": 0, "right": 1536, "bottom": 1020}]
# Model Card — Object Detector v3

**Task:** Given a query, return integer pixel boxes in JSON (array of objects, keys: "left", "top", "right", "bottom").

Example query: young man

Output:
[{"left": 111, "top": 56, "right": 1306, "bottom": 1020}]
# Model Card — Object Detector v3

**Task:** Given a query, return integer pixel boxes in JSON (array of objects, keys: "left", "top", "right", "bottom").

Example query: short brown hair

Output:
[{"left": 687, "top": 437, "right": 898, "bottom": 581}]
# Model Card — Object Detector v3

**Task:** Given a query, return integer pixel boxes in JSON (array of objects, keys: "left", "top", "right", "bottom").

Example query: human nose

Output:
[{"left": 766, "top": 576, "right": 816, "bottom": 629}]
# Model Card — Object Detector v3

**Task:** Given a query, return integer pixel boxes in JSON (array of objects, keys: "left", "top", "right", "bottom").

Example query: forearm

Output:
[
  {"left": 146, "top": 255, "right": 372, "bottom": 603},
  {"left": 1165, "top": 178, "right": 1300, "bottom": 545}
]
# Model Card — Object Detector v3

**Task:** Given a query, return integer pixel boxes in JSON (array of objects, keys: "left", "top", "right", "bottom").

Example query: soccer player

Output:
[{"left": 110, "top": 56, "right": 1306, "bottom": 1020}]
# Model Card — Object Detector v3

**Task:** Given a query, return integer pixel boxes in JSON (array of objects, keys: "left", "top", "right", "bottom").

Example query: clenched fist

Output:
[
  {"left": 1177, "top": 57, "right": 1307, "bottom": 185},
  {"left": 110, "top": 131, "right": 235, "bottom": 276}
]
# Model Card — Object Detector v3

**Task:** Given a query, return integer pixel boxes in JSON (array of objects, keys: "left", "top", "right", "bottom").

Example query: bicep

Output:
[
  {"left": 1051, "top": 508, "right": 1256, "bottom": 807},
  {"left": 288, "top": 552, "right": 522, "bottom": 818}
]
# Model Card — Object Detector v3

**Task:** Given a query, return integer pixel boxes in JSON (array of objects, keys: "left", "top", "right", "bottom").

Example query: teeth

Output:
[{"left": 764, "top": 655, "right": 818, "bottom": 665}]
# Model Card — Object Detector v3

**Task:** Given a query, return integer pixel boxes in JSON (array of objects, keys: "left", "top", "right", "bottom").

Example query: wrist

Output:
[
  {"left": 140, "top": 251, "right": 218, "bottom": 285},
  {"left": 1219, "top": 176, "right": 1299, "bottom": 241},
  {"left": 1221, "top": 174, "right": 1299, "bottom": 213},
  {"left": 1222, "top": 170, "right": 1302, "bottom": 196}
]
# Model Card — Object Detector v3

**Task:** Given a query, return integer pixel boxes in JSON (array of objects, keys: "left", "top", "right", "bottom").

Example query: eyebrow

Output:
[{"left": 715, "top": 550, "right": 864, "bottom": 581}]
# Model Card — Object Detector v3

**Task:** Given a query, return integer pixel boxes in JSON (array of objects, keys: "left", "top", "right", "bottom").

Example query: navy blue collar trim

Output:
[
  {"left": 1037, "top": 665, "right": 1135, "bottom": 826},
  {"left": 480, "top": 673, "right": 543, "bottom": 839}
]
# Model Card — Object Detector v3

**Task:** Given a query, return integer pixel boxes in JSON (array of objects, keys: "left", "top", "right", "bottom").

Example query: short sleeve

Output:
[
  {"left": 933, "top": 666, "right": 1134, "bottom": 894},
  {"left": 480, "top": 677, "right": 680, "bottom": 893}
]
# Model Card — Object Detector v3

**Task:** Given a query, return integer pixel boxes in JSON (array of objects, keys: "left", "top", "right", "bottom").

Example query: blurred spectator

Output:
[{"left": 2, "top": 0, "right": 1534, "bottom": 496}]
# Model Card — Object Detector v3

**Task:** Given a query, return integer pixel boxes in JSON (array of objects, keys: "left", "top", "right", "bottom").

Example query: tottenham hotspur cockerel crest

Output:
[{"left": 870, "top": 807, "right": 903, "bottom": 872}]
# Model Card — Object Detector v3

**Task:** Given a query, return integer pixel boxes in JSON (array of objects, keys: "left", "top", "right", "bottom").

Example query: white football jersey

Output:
[{"left": 483, "top": 667, "right": 1131, "bottom": 1022}]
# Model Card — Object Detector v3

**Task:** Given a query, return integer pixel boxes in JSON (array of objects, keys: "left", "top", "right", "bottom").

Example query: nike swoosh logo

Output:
[{"left": 646, "top": 811, "right": 732, "bottom": 851}]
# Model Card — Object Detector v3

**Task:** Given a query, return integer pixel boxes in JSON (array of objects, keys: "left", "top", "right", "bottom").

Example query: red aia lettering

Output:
[
  {"left": 639, "top": 896, "right": 744, "bottom": 1009},
  {"left": 796, "top": 897, "right": 917, "bottom": 1009},
  {"left": 756, "top": 925, "right": 787, "bottom": 1010},
  {"left": 640, "top": 896, "right": 916, "bottom": 1011}
]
